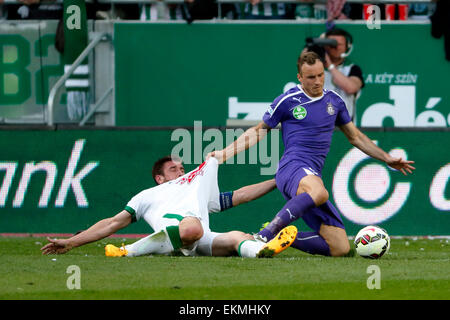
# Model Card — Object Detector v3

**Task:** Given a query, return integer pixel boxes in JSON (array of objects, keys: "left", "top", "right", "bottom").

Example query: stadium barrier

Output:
[{"left": 0, "top": 128, "right": 448, "bottom": 236}]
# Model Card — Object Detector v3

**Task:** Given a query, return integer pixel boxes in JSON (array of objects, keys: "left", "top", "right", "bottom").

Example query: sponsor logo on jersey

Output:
[
  {"left": 292, "top": 106, "right": 307, "bottom": 120},
  {"left": 176, "top": 161, "right": 207, "bottom": 185}
]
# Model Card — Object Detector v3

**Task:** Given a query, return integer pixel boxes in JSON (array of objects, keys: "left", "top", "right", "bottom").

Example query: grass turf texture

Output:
[{"left": 0, "top": 236, "right": 448, "bottom": 300}]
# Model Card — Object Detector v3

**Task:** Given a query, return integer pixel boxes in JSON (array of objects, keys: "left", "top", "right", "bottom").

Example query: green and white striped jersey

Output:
[
  {"left": 242, "top": 3, "right": 293, "bottom": 18},
  {"left": 140, "top": 3, "right": 187, "bottom": 20}
]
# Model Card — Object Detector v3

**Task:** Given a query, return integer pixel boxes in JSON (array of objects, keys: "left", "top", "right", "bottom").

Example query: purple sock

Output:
[
  {"left": 258, "top": 193, "right": 316, "bottom": 240},
  {"left": 291, "top": 231, "right": 331, "bottom": 256}
]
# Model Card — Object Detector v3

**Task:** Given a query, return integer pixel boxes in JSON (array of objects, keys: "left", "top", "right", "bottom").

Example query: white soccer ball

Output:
[{"left": 354, "top": 226, "right": 390, "bottom": 259}]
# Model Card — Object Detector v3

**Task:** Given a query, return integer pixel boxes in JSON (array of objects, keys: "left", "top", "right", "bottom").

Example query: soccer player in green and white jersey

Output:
[{"left": 41, "top": 156, "right": 297, "bottom": 258}]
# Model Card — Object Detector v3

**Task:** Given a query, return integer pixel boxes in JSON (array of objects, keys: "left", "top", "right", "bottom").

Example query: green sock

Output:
[{"left": 166, "top": 225, "right": 183, "bottom": 250}]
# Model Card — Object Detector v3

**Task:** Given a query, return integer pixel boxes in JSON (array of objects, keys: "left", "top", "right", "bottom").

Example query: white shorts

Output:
[{"left": 180, "top": 230, "right": 221, "bottom": 257}]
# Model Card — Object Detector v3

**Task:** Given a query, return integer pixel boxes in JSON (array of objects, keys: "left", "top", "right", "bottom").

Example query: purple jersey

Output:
[{"left": 263, "top": 85, "right": 351, "bottom": 173}]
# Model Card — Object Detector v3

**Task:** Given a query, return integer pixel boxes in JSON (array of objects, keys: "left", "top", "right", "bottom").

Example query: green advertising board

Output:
[
  {"left": 114, "top": 22, "right": 450, "bottom": 128},
  {"left": 2, "top": 21, "right": 449, "bottom": 127},
  {"left": 0, "top": 128, "right": 448, "bottom": 236}
]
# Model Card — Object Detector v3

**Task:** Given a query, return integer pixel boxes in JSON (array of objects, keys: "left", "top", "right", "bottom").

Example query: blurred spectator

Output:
[
  {"left": 185, "top": 0, "right": 217, "bottom": 20},
  {"left": 3, "top": 0, "right": 114, "bottom": 20},
  {"left": 5, "top": 0, "right": 63, "bottom": 19},
  {"left": 295, "top": 0, "right": 348, "bottom": 23},
  {"left": 241, "top": 0, "right": 295, "bottom": 20},
  {"left": 326, "top": 0, "right": 346, "bottom": 21},
  {"left": 0, "top": 0, "right": 5, "bottom": 19},
  {"left": 340, "top": 2, "right": 362, "bottom": 20},
  {"left": 295, "top": 1, "right": 313, "bottom": 20},
  {"left": 409, "top": 3, "right": 432, "bottom": 21},
  {"left": 139, "top": 0, "right": 217, "bottom": 22},
  {"left": 140, "top": 1, "right": 184, "bottom": 21},
  {"left": 99, "top": 3, "right": 140, "bottom": 20},
  {"left": 430, "top": 0, "right": 450, "bottom": 61},
  {"left": 219, "top": 3, "right": 240, "bottom": 20}
]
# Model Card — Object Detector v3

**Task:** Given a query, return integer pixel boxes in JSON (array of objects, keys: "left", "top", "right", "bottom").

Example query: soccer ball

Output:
[{"left": 354, "top": 226, "right": 390, "bottom": 259}]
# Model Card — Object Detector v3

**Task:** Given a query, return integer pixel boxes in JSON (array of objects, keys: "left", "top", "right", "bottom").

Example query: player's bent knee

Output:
[
  {"left": 180, "top": 225, "right": 203, "bottom": 244},
  {"left": 299, "top": 176, "right": 328, "bottom": 205},
  {"left": 319, "top": 188, "right": 329, "bottom": 204},
  {"left": 320, "top": 224, "right": 350, "bottom": 257},
  {"left": 311, "top": 188, "right": 329, "bottom": 206},
  {"left": 179, "top": 218, "right": 204, "bottom": 244}
]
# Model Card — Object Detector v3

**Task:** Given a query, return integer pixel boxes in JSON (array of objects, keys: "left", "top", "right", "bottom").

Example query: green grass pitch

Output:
[{"left": 0, "top": 236, "right": 449, "bottom": 300}]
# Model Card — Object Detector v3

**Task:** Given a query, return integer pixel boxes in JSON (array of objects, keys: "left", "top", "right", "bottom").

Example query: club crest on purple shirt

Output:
[{"left": 327, "top": 102, "right": 335, "bottom": 115}]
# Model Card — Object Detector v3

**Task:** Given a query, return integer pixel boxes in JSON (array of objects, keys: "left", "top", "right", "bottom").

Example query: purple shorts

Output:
[{"left": 275, "top": 161, "right": 345, "bottom": 232}]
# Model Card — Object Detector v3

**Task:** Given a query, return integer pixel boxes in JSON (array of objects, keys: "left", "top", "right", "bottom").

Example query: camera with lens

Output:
[{"left": 304, "top": 37, "right": 337, "bottom": 62}]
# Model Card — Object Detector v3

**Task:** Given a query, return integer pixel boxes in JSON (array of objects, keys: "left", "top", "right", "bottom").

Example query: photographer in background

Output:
[
  {"left": 305, "top": 28, "right": 364, "bottom": 121},
  {"left": 323, "top": 28, "right": 364, "bottom": 121}
]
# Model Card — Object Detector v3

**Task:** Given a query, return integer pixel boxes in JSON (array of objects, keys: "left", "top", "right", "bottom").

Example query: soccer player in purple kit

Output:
[{"left": 208, "top": 51, "right": 415, "bottom": 257}]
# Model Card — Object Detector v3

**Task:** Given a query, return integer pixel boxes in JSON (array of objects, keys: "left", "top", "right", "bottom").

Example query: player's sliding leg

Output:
[
  {"left": 258, "top": 175, "right": 327, "bottom": 241},
  {"left": 210, "top": 231, "right": 254, "bottom": 256},
  {"left": 290, "top": 231, "right": 331, "bottom": 256},
  {"left": 289, "top": 202, "right": 350, "bottom": 257},
  {"left": 274, "top": 228, "right": 350, "bottom": 257},
  {"left": 319, "top": 224, "right": 350, "bottom": 257},
  {"left": 258, "top": 198, "right": 350, "bottom": 257},
  {"left": 258, "top": 193, "right": 315, "bottom": 241},
  {"left": 239, "top": 226, "right": 297, "bottom": 258},
  {"left": 106, "top": 217, "right": 203, "bottom": 257},
  {"left": 105, "top": 227, "right": 181, "bottom": 257},
  {"left": 128, "top": 226, "right": 182, "bottom": 256}
]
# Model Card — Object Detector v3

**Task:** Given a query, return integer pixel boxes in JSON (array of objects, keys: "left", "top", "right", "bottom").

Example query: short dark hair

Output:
[
  {"left": 297, "top": 51, "right": 322, "bottom": 74},
  {"left": 152, "top": 155, "right": 180, "bottom": 184},
  {"left": 325, "top": 28, "right": 352, "bottom": 49}
]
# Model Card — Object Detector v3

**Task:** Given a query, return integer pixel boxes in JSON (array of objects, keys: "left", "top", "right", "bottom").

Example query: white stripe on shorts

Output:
[{"left": 297, "top": 235, "right": 319, "bottom": 241}]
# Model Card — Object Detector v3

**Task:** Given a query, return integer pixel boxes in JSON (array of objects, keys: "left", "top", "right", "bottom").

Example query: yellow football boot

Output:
[
  {"left": 105, "top": 243, "right": 128, "bottom": 257},
  {"left": 257, "top": 226, "right": 298, "bottom": 258}
]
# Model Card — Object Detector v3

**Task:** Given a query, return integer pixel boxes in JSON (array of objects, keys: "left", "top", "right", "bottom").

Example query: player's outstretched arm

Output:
[
  {"left": 207, "top": 121, "right": 271, "bottom": 164},
  {"left": 339, "top": 122, "right": 415, "bottom": 175},
  {"left": 232, "top": 178, "right": 277, "bottom": 207},
  {"left": 40, "top": 210, "right": 132, "bottom": 255}
]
